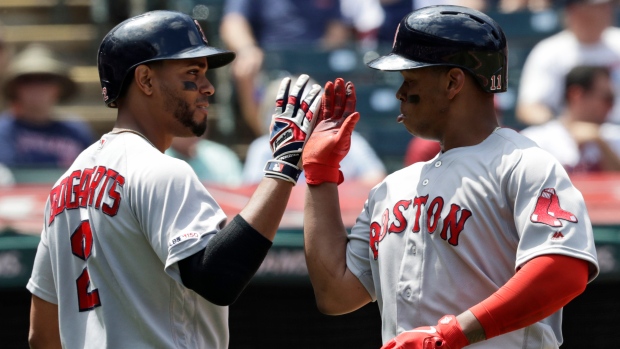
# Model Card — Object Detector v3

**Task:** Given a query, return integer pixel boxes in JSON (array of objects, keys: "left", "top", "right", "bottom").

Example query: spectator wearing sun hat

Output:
[{"left": 0, "top": 43, "right": 94, "bottom": 169}]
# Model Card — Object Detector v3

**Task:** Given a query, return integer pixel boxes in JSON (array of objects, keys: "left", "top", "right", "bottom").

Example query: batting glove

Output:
[
  {"left": 302, "top": 78, "right": 359, "bottom": 185},
  {"left": 264, "top": 74, "right": 322, "bottom": 184},
  {"left": 381, "top": 315, "right": 470, "bottom": 349}
]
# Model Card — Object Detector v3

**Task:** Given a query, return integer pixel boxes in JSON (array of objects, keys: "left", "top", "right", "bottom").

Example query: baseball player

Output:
[
  {"left": 26, "top": 11, "right": 321, "bottom": 349},
  {"left": 302, "top": 6, "right": 599, "bottom": 349}
]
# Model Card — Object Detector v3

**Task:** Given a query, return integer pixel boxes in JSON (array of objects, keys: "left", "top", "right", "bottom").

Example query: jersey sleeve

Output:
[
  {"left": 509, "top": 148, "right": 599, "bottom": 282},
  {"left": 26, "top": 225, "right": 58, "bottom": 304},
  {"left": 130, "top": 156, "right": 228, "bottom": 284},
  {"left": 346, "top": 188, "right": 381, "bottom": 301}
]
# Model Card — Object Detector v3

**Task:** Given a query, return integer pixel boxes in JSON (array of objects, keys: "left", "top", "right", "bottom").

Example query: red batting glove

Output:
[
  {"left": 381, "top": 315, "right": 470, "bottom": 349},
  {"left": 302, "top": 78, "right": 359, "bottom": 185}
]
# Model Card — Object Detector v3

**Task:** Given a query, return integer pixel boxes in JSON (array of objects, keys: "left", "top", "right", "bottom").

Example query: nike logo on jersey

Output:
[{"left": 369, "top": 195, "right": 472, "bottom": 260}]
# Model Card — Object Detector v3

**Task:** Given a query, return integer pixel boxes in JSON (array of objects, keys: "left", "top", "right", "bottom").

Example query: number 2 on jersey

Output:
[{"left": 71, "top": 220, "right": 101, "bottom": 312}]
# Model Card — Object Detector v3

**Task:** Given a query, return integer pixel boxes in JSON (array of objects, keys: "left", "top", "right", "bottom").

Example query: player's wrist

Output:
[
  {"left": 263, "top": 159, "right": 301, "bottom": 184},
  {"left": 436, "top": 315, "right": 470, "bottom": 349},
  {"left": 304, "top": 163, "right": 343, "bottom": 185}
]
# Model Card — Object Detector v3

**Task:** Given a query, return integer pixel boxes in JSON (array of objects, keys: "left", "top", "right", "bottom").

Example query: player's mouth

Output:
[{"left": 397, "top": 113, "right": 405, "bottom": 123}]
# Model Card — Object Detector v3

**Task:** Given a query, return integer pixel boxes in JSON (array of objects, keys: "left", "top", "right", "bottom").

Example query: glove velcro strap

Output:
[
  {"left": 264, "top": 160, "right": 301, "bottom": 184},
  {"left": 436, "top": 315, "right": 470, "bottom": 349},
  {"left": 304, "top": 163, "right": 344, "bottom": 186}
]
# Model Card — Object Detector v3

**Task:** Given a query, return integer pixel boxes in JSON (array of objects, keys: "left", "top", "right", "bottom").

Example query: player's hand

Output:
[
  {"left": 264, "top": 74, "right": 322, "bottom": 184},
  {"left": 302, "top": 78, "right": 359, "bottom": 185},
  {"left": 380, "top": 315, "right": 470, "bottom": 349}
]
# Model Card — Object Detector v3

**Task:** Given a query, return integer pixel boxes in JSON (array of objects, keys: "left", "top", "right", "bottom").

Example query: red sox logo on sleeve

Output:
[{"left": 530, "top": 188, "right": 577, "bottom": 227}]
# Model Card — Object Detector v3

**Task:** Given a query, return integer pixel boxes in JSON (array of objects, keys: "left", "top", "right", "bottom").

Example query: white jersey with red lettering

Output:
[
  {"left": 27, "top": 131, "right": 229, "bottom": 349},
  {"left": 346, "top": 128, "right": 599, "bottom": 349}
]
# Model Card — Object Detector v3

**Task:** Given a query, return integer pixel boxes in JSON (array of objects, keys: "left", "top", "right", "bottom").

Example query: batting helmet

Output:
[
  {"left": 367, "top": 5, "right": 508, "bottom": 93},
  {"left": 98, "top": 10, "right": 235, "bottom": 107}
]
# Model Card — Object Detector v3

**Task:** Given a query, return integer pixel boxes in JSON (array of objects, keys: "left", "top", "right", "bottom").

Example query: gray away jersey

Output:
[
  {"left": 27, "top": 132, "right": 229, "bottom": 348},
  {"left": 346, "top": 128, "right": 599, "bottom": 349}
]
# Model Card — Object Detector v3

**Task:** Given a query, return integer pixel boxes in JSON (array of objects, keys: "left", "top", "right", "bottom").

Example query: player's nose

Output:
[
  {"left": 199, "top": 78, "right": 215, "bottom": 96},
  {"left": 395, "top": 84, "right": 406, "bottom": 102}
]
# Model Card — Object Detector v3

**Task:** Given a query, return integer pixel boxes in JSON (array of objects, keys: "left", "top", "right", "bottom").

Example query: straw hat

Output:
[{"left": 2, "top": 43, "right": 77, "bottom": 102}]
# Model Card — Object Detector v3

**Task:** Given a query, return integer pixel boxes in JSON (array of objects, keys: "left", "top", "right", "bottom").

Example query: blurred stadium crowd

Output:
[{"left": 0, "top": 0, "right": 618, "bottom": 187}]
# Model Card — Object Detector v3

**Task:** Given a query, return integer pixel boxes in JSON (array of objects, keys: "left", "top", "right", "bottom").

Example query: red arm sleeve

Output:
[{"left": 469, "top": 254, "right": 589, "bottom": 339}]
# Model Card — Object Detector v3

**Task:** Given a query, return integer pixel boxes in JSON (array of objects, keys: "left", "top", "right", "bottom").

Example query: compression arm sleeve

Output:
[
  {"left": 178, "top": 214, "right": 272, "bottom": 306},
  {"left": 469, "top": 254, "right": 589, "bottom": 339}
]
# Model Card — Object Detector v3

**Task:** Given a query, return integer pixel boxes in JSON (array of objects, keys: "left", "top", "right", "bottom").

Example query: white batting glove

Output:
[{"left": 264, "top": 74, "right": 322, "bottom": 184}]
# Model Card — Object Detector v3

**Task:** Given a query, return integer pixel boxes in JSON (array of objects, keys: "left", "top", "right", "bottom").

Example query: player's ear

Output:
[
  {"left": 134, "top": 64, "right": 155, "bottom": 96},
  {"left": 445, "top": 67, "right": 465, "bottom": 99}
]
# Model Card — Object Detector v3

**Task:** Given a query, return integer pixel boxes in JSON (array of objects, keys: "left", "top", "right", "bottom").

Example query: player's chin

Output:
[
  {"left": 404, "top": 120, "right": 430, "bottom": 138},
  {"left": 190, "top": 119, "right": 208, "bottom": 137}
]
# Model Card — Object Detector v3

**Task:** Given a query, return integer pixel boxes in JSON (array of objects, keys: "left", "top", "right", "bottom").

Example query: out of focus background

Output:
[{"left": 0, "top": 0, "right": 619, "bottom": 348}]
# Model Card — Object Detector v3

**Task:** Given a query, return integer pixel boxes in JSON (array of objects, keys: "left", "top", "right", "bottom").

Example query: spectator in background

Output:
[
  {"left": 166, "top": 135, "right": 244, "bottom": 187},
  {"left": 243, "top": 75, "right": 386, "bottom": 185},
  {"left": 521, "top": 65, "right": 620, "bottom": 173},
  {"left": 495, "top": 0, "right": 552, "bottom": 12},
  {"left": 0, "top": 21, "right": 12, "bottom": 91},
  {"left": 517, "top": 0, "right": 620, "bottom": 126},
  {"left": 0, "top": 21, "right": 15, "bottom": 185},
  {"left": 220, "top": 0, "right": 351, "bottom": 137},
  {"left": 341, "top": 0, "right": 488, "bottom": 52},
  {"left": 403, "top": 137, "right": 441, "bottom": 166},
  {"left": 0, "top": 44, "right": 93, "bottom": 168}
]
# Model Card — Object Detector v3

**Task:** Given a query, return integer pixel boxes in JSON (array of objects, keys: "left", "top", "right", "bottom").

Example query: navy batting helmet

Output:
[
  {"left": 98, "top": 10, "right": 235, "bottom": 107},
  {"left": 367, "top": 5, "right": 508, "bottom": 93}
]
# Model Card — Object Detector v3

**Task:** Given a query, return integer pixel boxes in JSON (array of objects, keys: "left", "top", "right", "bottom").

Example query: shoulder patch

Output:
[{"left": 530, "top": 188, "right": 577, "bottom": 227}]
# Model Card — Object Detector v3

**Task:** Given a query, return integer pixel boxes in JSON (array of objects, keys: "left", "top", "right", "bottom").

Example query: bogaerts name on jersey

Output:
[{"left": 48, "top": 166, "right": 126, "bottom": 225}]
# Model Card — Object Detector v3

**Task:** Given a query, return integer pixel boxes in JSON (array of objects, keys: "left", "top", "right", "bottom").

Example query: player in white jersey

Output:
[
  {"left": 26, "top": 11, "right": 322, "bottom": 349},
  {"left": 301, "top": 6, "right": 599, "bottom": 349}
]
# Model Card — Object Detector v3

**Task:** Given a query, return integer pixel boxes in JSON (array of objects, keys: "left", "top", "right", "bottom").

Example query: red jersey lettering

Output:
[
  {"left": 440, "top": 204, "right": 472, "bottom": 246},
  {"left": 48, "top": 166, "right": 126, "bottom": 226}
]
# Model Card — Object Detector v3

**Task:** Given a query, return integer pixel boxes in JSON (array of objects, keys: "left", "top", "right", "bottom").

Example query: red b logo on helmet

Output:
[{"left": 194, "top": 20, "right": 208, "bottom": 45}]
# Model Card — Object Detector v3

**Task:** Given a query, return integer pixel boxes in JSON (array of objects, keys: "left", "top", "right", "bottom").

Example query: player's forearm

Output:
[
  {"left": 304, "top": 183, "right": 357, "bottom": 313},
  {"left": 467, "top": 255, "right": 588, "bottom": 341},
  {"left": 29, "top": 295, "right": 61, "bottom": 349},
  {"left": 239, "top": 177, "right": 294, "bottom": 241}
]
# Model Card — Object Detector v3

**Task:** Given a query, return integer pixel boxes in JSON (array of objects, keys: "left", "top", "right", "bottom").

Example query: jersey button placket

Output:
[{"left": 422, "top": 161, "right": 442, "bottom": 186}]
